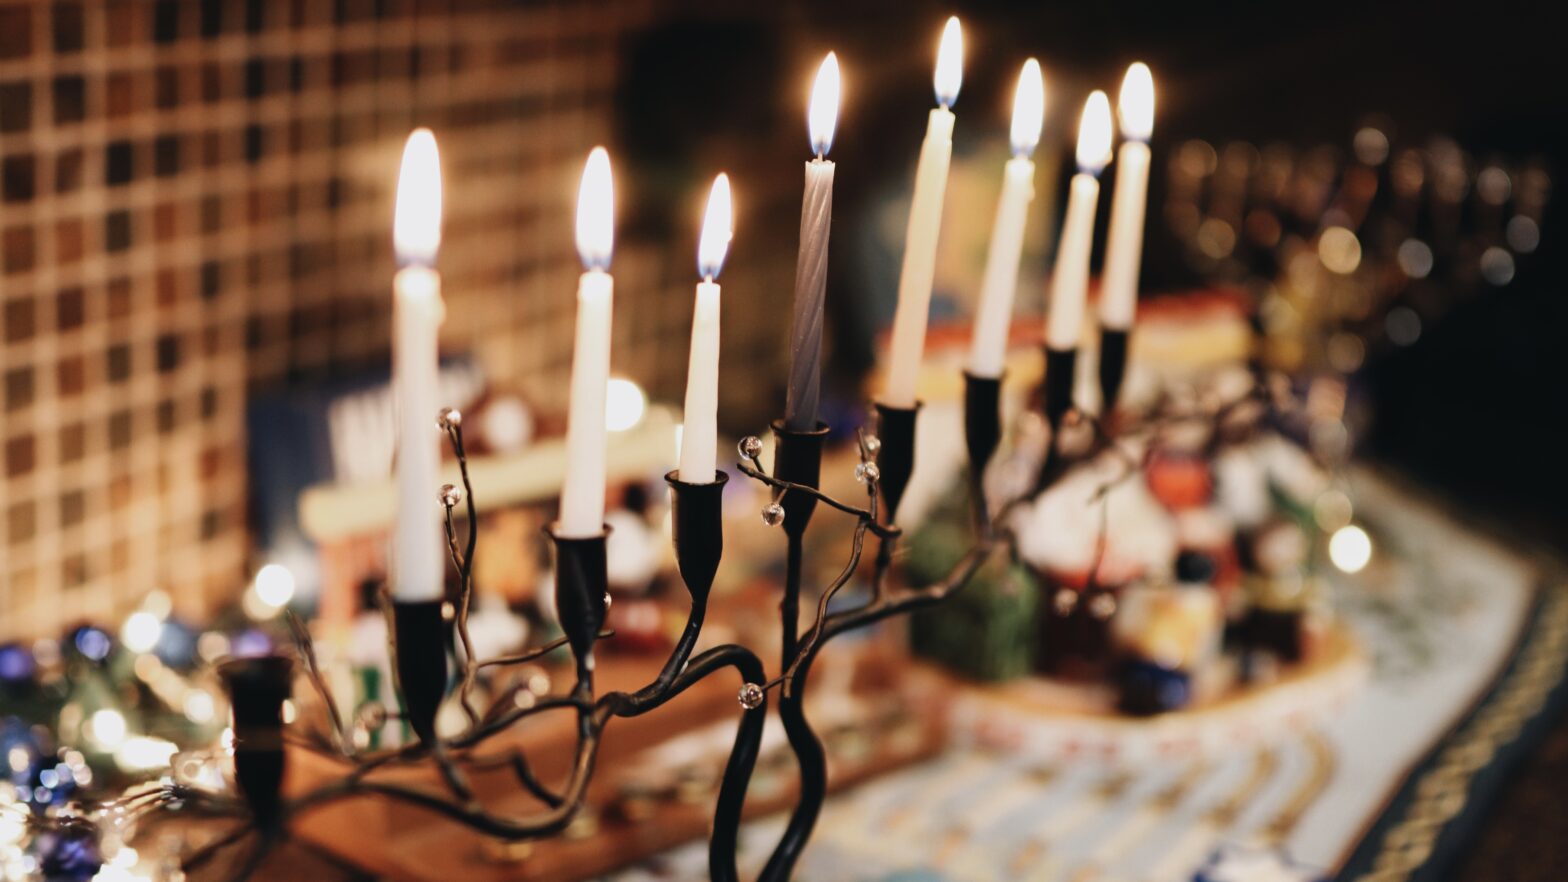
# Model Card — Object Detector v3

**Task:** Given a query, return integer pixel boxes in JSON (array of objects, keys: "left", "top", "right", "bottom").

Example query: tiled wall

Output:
[{"left": 0, "top": 0, "right": 664, "bottom": 638}]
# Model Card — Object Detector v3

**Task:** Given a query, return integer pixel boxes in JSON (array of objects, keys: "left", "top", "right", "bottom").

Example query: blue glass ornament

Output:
[
  {"left": 24, "top": 758, "right": 79, "bottom": 812},
  {"left": 68, "top": 626, "right": 112, "bottom": 664},
  {"left": 37, "top": 825, "right": 104, "bottom": 882},
  {"left": 2, "top": 717, "right": 45, "bottom": 784},
  {"left": 1117, "top": 659, "right": 1192, "bottom": 715},
  {"left": 0, "top": 642, "right": 35, "bottom": 685},
  {"left": 231, "top": 629, "right": 273, "bottom": 658},
  {"left": 154, "top": 618, "right": 200, "bottom": 669}
]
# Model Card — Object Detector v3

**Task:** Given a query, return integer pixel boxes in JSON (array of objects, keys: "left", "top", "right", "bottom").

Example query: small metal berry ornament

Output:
[
  {"left": 738, "top": 435, "right": 765, "bottom": 461},
  {"left": 760, "top": 502, "right": 786, "bottom": 527},
  {"left": 737, "top": 683, "right": 765, "bottom": 710}
]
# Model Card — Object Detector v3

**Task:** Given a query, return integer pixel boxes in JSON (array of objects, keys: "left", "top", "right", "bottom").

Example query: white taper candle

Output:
[
  {"left": 390, "top": 129, "right": 446, "bottom": 602},
  {"left": 883, "top": 17, "right": 963, "bottom": 408},
  {"left": 1099, "top": 63, "right": 1155, "bottom": 331},
  {"left": 559, "top": 147, "right": 615, "bottom": 537},
  {"left": 967, "top": 59, "right": 1045, "bottom": 378},
  {"left": 679, "top": 174, "right": 732, "bottom": 483},
  {"left": 1045, "top": 91, "right": 1113, "bottom": 351}
]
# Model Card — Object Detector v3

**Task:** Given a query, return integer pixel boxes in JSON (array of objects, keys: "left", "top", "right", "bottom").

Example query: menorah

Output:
[{"left": 178, "top": 368, "right": 1034, "bottom": 882}]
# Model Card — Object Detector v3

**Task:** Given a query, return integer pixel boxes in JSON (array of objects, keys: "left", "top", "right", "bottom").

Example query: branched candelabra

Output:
[
  {"left": 168, "top": 375, "right": 1025, "bottom": 882},
  {"left": 16, "top": 344, "right": 1319, "bottom": 882}
]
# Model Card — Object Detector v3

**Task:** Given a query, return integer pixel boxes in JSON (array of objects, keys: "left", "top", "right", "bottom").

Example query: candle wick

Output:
[
  {"left": 703, "top": 273, "right": 715, "bottom": 284},
  {"left": 815, "top": 151, "right": 825, "bottom": 162}
]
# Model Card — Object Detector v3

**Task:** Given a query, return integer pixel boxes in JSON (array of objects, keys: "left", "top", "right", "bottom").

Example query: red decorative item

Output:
[{"left": 1145, "top": 450, "right": 1213, "bottom": 510}]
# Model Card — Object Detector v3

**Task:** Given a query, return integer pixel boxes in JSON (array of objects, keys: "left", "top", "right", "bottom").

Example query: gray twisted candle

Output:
[
  {"left": 786, "top": 159, "right": 834, "bottom": 431},
  {"left": 784, "top": 53, "right": 841, "bottom": 432}
]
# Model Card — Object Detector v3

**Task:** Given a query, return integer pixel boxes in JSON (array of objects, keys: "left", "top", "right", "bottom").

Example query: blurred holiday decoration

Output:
[{"left": 0, "top": 597, "right": 241, "bottom": 882}]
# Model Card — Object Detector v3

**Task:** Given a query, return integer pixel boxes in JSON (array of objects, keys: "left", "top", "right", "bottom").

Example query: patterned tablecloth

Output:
[{"left": 605, "top": 472, "right": 1568, "bottom": 882}]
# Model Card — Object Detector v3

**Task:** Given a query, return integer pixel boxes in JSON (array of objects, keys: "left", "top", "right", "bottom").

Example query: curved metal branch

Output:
[
  {"left": 736, "top": 461, "right": 899, "bottom": 539},
  {"left": 442, "top": 419, "right": 483, "bottom": 730},
  {"left": 463, "top": 748, "right": 566, "bottom": 808},
  {"left": 284, "top": 610, "right": 349, "bottom": 755},
  {"left": 181, "top": 823, "right": 257, "bottom": 873},
  {"left": 475, "top": 629, "right": 615, "bottom": 672}
]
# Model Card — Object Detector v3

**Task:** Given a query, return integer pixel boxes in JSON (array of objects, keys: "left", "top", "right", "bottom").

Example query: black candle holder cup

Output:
[
  {"left": 873, "top": 402, "right": 920, "bottom": 525},
  {"left": 962, "top": 373, "right": 1002, "bottom": 511},
  {"left": 1043, "top": 346, "right": 1078, "bottom": 430},
  {"left": 218, "top": 654, "right": 295, "bottom": 831},
  {"left": 392, "top": 599, "right": 449, "bottom": 747},
  {"left": 1098, "top": 327, "right": 1130, "bottom": 419},
  {"left": 547, "top": 524, "right": 612, "bottom": 687},
  {"left": 769, "top": 420, "right": 830, "bottom": 537},
  {"left": 666, "top": 470, "right": 729, "bottom": 606},
  {"left": 1037, "top": 346, "right": 1080, "bottom": 492}
]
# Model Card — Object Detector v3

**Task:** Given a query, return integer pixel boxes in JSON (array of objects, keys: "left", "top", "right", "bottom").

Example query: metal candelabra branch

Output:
[{"left": 168, "top": 379, "right": 1018, "bottom": 881}]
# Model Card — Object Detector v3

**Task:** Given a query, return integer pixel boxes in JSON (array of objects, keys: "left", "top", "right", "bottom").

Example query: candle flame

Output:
[
  {"left": 1075, "top": 90, "right": 1114, "bottom": 175},
  {"left": 808, "top": 52, "right": 841, "bottom": 158},
  {"left": 697, "top": 173, "right": 733, "bottom": 281},
  {"left": 393, "top": 128, "right": 442, "bottom": 265},
  {"left": 1009, "top": 58, "right": 1045, "bottom": 157},
  {"left": 1118, "top": 62, "right": 1155, "bottom": 142},
  {"left": 575, "top": 147, "right": 614, "bottom": 271},
  {"left": 933, "top": 17, "right": 963, "bottom": 108}
]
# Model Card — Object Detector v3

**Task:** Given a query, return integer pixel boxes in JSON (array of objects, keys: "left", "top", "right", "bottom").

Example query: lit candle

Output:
[
  {"left": 967, "top": 59, "right": 1045, "bottom": 379},
  {"left": 882, "top": 17, "right": 964, "bottom": 409},
  {"left": 784, "top": 53, "right": 841, "bottom": 432},
  {"left": 1099, "top": 63, "right": 1155, "bottom": 331},
  {"left": 1044, "top": 91, "right": 1113, "bottom": 351},
  {"left": 391, "top": 129, "right": 446, "bottom": 602},
  {"left": 559, "top": 147, "right": 615, "bottom": 537},
  {"left": 679, "top": 173, "right": 732, "bottom": 483}
]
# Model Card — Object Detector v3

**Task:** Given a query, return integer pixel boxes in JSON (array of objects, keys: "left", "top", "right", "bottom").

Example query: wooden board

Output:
[{"left": 286, "top": 646, "right": 948, "bottom": 881}]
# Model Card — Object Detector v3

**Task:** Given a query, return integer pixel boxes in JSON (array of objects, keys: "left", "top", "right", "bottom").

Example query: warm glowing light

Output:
[
  {"left": 605, "top": 377, "right": 646, "bottom": 432},
  {"left": 183, "top": 690, "right": 216, "bottom": 724},
  {"left": 933, "top": 17, "right": 964, "bottom": 108},
  {"left": 1, "top": 808, "right": 26, "bottom": 845},
  {"left": 575, "top": 147, "right": 615, "bottom": 271},
  {"left": 1075, "top": 90, "right": 1114, "bottom": 174},
  {"left": 1397, "top": 238, "right": 1434, "bottom": 278},
  {"left": 1318, "top": 226, "right": 1362, "bottom": 274},
  {"left": 1329, "top": 524, "right": 1373, "bottom": 573},
  {"left": 697, "top": 173, "right": 733, "bottom": 281},
  {"left": 88, "top": 709, "right": 128, "bottom": 749},
  {"left": 1010, "top": 58, "right": 1045, "bottom": 157},
  {"left": 253, "top": 564, "right": 296, "bottom": 608},
  {"left": 808, "top": 52, "right": 841, "bottom": 157},
  {"left": 393, "top": 129, "right": 442, "bottom": 265},
  {"left": 121, "top": 611, "right": 163, "bottom": 654},
  {"left": 93, "top": 863, "right": 152, "bottom": 882},
  {"left": 114, "top": 736, "right": 177, "bottom": 772},
  {"left": 1480, "top": 246, "right": 1515, "bottom": 286},
  {"left": 1117, "top": 62, "right": 1154, "bottom": 141},
  {"left": 1507, "top": 216, "right": 1540, "bottom": 253}
]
